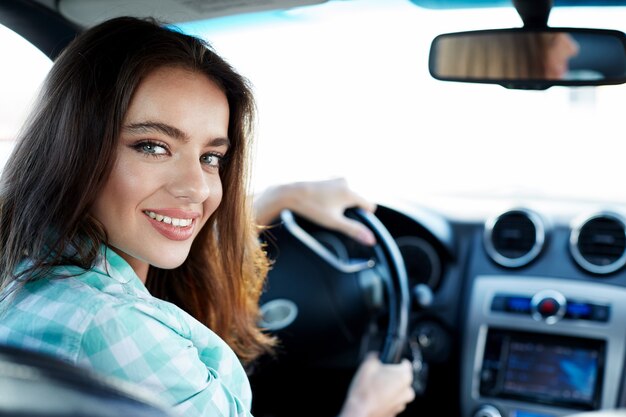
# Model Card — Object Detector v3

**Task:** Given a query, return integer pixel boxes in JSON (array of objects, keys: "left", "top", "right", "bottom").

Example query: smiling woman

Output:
[
  {"left": 0, "top": 16, "right": 272, "bottom": 416},
  {"left": 0, "top": 11, "right": 418, "bottom": 417},
  {"left": 91, "top": 66, "right": 231, "bottom": 279}
]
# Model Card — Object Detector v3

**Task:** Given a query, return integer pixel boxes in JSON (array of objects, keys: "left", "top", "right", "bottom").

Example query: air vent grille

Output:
[
  {"left": 492, "top": 213, "right": 536, "bottom": 258},
  {"left": 484, "top": 209, "right": 545, "bottom": 268},
  {"left": 570, "top": 213, "right": 626, "bottom": 275}
]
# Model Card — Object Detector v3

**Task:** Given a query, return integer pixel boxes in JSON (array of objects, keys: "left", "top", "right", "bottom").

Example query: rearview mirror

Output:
[{"left": 429, "top": 28, "right": 626, "bottom": 89}]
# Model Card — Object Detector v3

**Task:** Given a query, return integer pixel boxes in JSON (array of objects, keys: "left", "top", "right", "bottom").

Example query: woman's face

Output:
[
  {"left": 91, "top": 66, "right": 230, "bottom": 280},
  {"left": 545, "top": 33, "right": 580, "bottom": 80}
]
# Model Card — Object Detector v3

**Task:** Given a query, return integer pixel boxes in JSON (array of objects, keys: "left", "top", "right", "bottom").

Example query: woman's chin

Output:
[
  {"left": 144, "top": 239, "right": 198, "bottom": 269},
  {"left": 150, "top": 255, "right": 189, "bottom": 270}
]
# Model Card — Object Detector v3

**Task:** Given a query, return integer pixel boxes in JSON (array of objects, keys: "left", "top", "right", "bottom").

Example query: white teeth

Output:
[{"left": 144, "top": 211, "right": 193, "bottom": 228}]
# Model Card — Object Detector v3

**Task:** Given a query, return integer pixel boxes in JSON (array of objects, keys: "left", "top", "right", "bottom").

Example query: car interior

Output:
[{"left": 3, "top": 1, "right": 626, "bottom": 417}]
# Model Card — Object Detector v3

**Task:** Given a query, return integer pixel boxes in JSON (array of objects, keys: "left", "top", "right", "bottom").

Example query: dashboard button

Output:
[
  {"left": 491, "top": 295, "right": 506, "bottom": 312},
  {"left": 591, "top": 304, "right": 610, "bottom": 322},
  {"left": 531, "top": 290, "right": 566, "bottom": 324},
  {"left": 538, "top": 298, "right": 559, "bottom": 316}
]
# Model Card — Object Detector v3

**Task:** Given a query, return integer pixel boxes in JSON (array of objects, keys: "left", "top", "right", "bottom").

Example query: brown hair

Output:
[
  {"left": 0, "top": 16, "right": 273, "bottom": 363},
  {"left": 436, "top": 32, "right": 548, "bottom": 79}
]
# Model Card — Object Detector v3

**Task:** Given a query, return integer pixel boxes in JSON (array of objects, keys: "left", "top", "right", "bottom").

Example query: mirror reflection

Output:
[{"left": 429, "top": 30, "right": 626, "bottom": 84}]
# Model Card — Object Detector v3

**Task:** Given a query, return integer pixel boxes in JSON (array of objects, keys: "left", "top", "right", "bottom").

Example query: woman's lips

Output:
[{"left": 143, "top": 209, "right": 200, "bottom": 241}]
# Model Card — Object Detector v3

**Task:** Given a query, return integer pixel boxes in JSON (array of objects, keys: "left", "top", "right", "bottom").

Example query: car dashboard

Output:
[
  {"left": 374, "top": 200, "right": 626, "bottom": 417},
  {"left": 4, "top": 1, "right": 626, "bottom": 417}
]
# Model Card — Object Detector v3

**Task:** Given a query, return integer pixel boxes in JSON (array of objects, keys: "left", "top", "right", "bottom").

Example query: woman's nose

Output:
[{"left": 166, "top": 157, "right": 212, "bottom": 203}]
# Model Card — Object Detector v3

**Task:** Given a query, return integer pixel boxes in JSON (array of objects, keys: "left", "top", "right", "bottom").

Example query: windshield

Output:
[
  {"left": 0, "top": 23, "right": 51, "bottom": 168},
  {"left": 178, "top": 0, "right": 626, "bottom": 206},
  {"left": 2, "top": 0, "right": 626, "bottom": 207}
]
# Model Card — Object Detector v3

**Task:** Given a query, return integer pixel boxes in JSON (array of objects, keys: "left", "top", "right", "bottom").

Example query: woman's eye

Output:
[
  {"left": 201, "top": 153, "right": 222, "bottom": 168},
  {"left": 132, "top": 141, "right": 168, "bottom": 156}
]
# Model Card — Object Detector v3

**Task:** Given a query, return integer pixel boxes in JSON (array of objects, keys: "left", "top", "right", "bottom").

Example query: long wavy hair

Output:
[{"left": 0, "top": 16, "right": 273, "bottom": 363}]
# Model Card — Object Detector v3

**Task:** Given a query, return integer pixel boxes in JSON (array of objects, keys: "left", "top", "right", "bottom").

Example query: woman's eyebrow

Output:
[
  {"left": 124, "top": 121, "right": 189, "bottom": 142},
  {"left": 209, "top": 137, "right": 231, "bottom": 148},
  {"left": 123, "top": 121, "right": 230, "bottom": 147}
]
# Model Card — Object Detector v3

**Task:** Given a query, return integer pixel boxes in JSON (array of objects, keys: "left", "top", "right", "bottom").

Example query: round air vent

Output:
[
  {"left": 570, "top": 212, "right": 626, "bottom": 275},
  {"left": 484, "top": 208, "right": 545, "bottom": 268}
]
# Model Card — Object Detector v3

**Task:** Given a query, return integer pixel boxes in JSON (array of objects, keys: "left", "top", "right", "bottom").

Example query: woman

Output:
[{"left": 0, "top": 16, "right": 413, "bottom": 417}]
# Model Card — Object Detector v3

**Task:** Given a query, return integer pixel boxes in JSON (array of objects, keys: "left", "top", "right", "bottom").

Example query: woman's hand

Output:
[
  {"left": 254, "top": 178, "right": 377, "bottom": 246},
  {"left": 339, "top": 353, "right": 416, "bottom": 417},
  {"left": 255, "top": 179, "right": 417, "bottom": 416}
]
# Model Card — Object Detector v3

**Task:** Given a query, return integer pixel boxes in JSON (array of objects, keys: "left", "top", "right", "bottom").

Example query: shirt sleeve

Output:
[{"left": 76, "top": 302, "right": 253, "bottom": 417}]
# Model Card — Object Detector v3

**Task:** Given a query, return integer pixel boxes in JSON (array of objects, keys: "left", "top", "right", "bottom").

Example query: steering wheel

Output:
[{"left": 258, "top": 207, "right": 410, "bottom": 365}]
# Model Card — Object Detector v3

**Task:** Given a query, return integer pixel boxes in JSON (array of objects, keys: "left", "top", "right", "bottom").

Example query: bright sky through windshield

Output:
[
  {"left": 2, "top": 0, "right": 626, "bottom": 206},
  {"left": 180, "top": 0, "right": 626, "bottom": 205}
]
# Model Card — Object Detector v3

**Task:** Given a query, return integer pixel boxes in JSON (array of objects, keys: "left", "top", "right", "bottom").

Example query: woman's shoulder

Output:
[
  {"left": 13, "top": 264, "right": 139, "bottom": 306},
  {"left": 3, "top": 264, "right": 205, "bottom": 344},
  {"left": 0, "top": 268, "right": 127, "bottom": 362},
  {"left": 0, "top": 262, "right": 153, "bottom": 337}
]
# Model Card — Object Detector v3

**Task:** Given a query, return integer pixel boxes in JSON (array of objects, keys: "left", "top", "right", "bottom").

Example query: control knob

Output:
[
  {"left": 531, "top": 289, "right": 566, "bottom": 324},
  {"left": 473, "top": 405, "right": 501, "bottom": 417}
]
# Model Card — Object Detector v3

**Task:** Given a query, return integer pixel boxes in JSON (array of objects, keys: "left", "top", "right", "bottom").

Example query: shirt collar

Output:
[{"left": 94, "top": 245, "right": 150, "bottom": 294}]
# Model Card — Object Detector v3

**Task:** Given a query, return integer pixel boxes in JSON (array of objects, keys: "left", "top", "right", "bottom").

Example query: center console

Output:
[{"left": 461, "top": 276, "right": 626, "bottom": 417}]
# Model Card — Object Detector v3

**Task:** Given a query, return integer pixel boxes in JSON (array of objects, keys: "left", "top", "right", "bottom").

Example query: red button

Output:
[{"left": 539, "top": 298, "right": 558, "bottom": 315}]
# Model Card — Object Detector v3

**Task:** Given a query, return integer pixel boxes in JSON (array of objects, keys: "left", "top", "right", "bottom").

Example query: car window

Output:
[
  {"left": 3, "top": 1, "right": 626, "bottom": 207},
  {"left": 179, "top": 0, "right": 626, "bottom": 208},
  {"left": 0, "top": 23, "right": 52, "bottom": 170}
]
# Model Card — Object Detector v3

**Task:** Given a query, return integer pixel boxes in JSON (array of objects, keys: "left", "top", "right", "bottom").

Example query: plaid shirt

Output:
[{"left": 0, "top": 246, "right": 253, "bottom": 417}]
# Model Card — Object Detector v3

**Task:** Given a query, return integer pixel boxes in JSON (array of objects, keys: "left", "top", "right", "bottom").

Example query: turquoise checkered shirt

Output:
[{"left": 0, "top": 246, "right": 253, "bottom": 417}]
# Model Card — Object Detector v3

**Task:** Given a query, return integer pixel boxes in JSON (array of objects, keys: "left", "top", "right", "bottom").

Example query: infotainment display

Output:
[{"left": 480, "top": 329, "right": 605, "bottom": 410}]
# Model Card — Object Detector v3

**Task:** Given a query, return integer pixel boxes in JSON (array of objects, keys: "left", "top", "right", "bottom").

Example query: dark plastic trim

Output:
[{"left": 0, "top": 0, "right": 81, "bottom": 59}]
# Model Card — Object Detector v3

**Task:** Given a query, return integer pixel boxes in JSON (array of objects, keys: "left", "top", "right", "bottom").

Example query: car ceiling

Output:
[
  {"left": 2, "top": 0, "right": 331, "bottom": 58},
  {"left": 28, "top": 0, "right": 329, "bottom": 26},
  {"left": 22, "top": 0, "right": 626, "bottom": 29},
  {"left": 4, "top": 0, "right": 626, "bottom": 60}
]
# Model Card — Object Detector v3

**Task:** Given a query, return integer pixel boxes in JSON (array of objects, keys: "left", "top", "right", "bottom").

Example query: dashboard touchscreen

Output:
[{"left": 480, "top": 329, "right": 605, "bottom": 410}]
